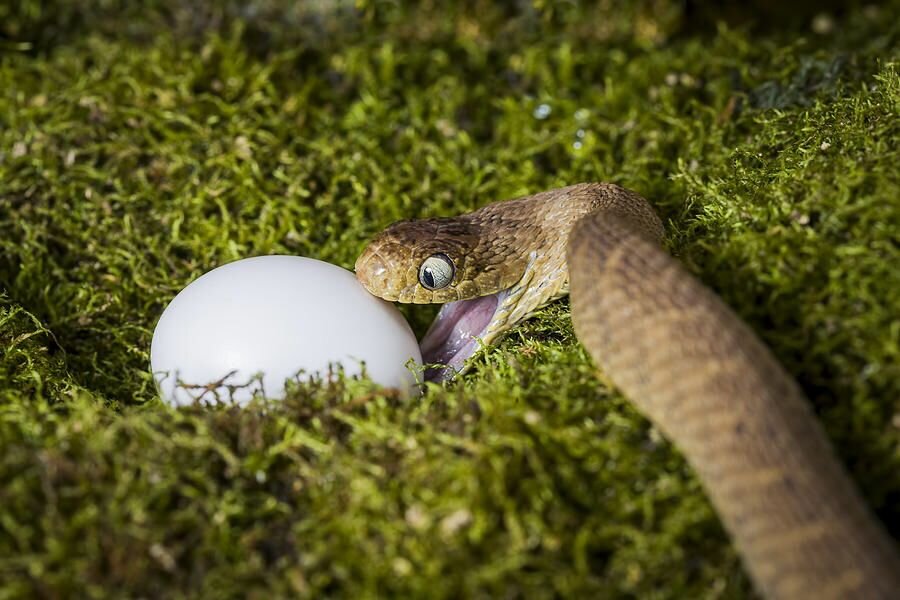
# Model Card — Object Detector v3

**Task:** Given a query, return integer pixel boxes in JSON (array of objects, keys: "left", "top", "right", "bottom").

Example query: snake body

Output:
[{"left": 355, "top": 183, "right": 900, "bottom": 598}]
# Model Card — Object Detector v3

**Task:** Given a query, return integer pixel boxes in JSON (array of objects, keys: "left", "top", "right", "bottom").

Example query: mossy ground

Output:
[{"left": 1, "top": 1, "right": 899, "bottom": 597}]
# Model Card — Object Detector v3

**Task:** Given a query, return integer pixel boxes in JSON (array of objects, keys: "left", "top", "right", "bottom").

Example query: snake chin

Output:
[{"left": 419, "top": 290, "right": 508, "bottom": 382}]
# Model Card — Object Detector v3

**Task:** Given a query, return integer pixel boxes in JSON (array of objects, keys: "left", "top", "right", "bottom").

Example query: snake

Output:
[{"left": 354, "top": 183, "right": 900, "bottom": 599}]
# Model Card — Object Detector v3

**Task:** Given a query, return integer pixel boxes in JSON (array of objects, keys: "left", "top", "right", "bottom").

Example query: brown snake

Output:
[{"left": 354, "top": 183, "right": 900, "bottom": 599}]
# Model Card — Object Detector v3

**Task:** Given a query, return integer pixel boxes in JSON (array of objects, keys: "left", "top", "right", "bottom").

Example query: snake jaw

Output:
[
  {"left": 417, "top": 252, "right": 546, "bottom": 381},
  {"left": 416, "top": 250, "right": 563, "bottom": 381},
  {"left": 419, "top": 290, "right": 511, "bottom": 381}
]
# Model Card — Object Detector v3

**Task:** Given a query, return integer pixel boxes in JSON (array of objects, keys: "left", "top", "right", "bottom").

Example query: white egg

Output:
[{"left": 150, "top": 255, "right": 422, "bottom": 406}]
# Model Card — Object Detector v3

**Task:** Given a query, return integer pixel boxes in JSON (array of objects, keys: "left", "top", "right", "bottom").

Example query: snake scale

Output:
[{"left": 354, "top": 183, "right": 900, "bottom": 599}]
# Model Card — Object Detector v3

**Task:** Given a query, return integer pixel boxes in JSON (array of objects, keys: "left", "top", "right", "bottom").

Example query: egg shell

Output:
[{"left": 150, "top": 255, "right": 422, "bottom": 405}]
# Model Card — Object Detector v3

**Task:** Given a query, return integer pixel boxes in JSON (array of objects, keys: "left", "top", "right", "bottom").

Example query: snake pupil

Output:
[{"left": 418, "top": 253, "right": 455, "bottom": 290}]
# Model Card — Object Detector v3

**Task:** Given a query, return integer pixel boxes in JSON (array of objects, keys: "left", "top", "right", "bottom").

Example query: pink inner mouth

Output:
[{"left": 420, "top": 293, "right": 502, "bottom": 381}]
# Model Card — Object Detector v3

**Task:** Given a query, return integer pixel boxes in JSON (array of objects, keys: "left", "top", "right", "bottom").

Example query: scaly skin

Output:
[{"left": 356, "top": 183, "right": 900, "bottom": 598}]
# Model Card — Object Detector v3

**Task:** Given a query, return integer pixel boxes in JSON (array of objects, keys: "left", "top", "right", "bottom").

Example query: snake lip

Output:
[{"left": 419, "top": 291, "right": 505, "bottom": 382}]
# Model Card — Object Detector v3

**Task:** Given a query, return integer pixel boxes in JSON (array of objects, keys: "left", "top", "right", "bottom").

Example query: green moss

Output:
[{"left": 1, "top": 2, "right": 899, "bottom": 597}]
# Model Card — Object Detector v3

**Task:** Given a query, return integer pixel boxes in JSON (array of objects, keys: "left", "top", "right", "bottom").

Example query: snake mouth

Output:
[{"left": 419, "top": 291, "right": 506, "bottom": 382}]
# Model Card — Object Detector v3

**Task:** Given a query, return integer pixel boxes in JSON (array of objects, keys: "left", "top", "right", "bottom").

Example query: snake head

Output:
[
  {"left": 355, "top": 198, "right": 569, "bottom": 382},
  {"left": 355, "top": 217, "right": 530, "bottom": 304},
  {"left": 356, "top": 185, "right": 636, "bottom": 381},
  {"left": 354, "top": 186, "right": 614, "bottom": 381}
]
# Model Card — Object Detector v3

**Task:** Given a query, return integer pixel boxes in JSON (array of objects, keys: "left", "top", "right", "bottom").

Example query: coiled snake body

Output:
[{"left": 355, "top": 183, "right": 900, "bottom": 599}]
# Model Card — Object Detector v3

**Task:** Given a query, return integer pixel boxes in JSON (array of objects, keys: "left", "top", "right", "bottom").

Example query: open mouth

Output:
[{"left": 419, "top": 291, "right": 507, "bottom": 382}]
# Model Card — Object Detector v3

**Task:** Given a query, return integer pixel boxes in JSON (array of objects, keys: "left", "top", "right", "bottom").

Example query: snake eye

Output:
[{"left": 418, "top": 253, "right": 455, "bottom": 290}]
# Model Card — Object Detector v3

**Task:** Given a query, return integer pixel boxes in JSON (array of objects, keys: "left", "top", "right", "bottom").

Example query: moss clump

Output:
[{"left": 1, "top": 2, "right": 899, "bottom": 597}]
